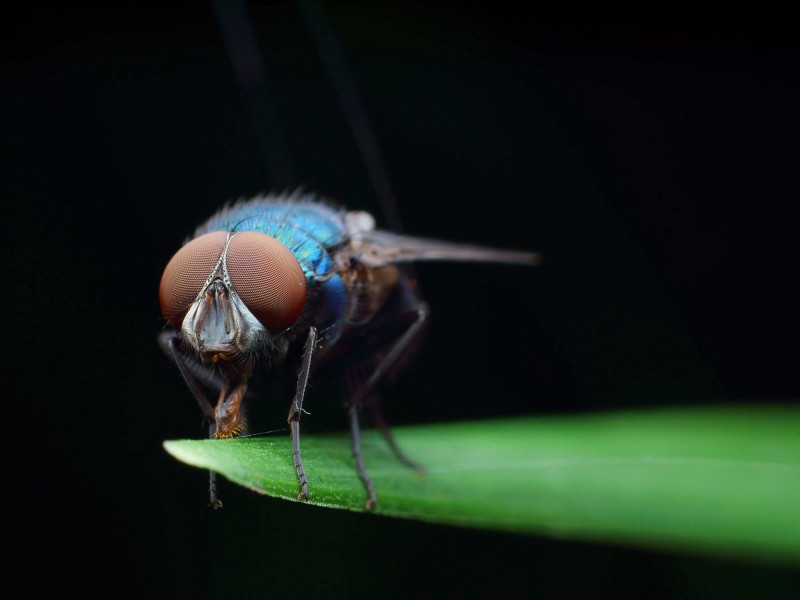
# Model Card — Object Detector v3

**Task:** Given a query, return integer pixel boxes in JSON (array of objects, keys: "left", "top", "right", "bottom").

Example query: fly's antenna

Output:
[
  {"left": 211, "top": 0, "right": 296, "bottom": 190},
  {"left": 298, "top": 0, "right": 405, "bottom": 234}
]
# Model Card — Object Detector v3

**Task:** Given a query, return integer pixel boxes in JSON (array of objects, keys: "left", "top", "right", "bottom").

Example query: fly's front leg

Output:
[
  {"left": 159, "top": 331, "right": 224, "bottom": 508},
  {"left": 288, "top": 326, "right": 318, "bottom": 501},
  {"left": 159, "top": 331, "right": 216, "bottom": 426}
]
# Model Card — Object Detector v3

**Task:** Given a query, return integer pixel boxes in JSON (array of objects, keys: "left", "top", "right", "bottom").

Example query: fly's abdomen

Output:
[{"left": 340, "top": 263, "right": 401, "bottom": 327}]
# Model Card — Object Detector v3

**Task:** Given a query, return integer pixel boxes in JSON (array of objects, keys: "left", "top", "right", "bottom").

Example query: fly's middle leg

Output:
[
  {"left": 349, "top": 404, "right": 377, "bottom": 510},
  {"left": 344, "top": 292, "right": 430, "bottom": 508}
]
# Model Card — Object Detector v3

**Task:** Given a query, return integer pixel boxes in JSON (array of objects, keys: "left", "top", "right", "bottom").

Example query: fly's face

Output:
[
  {"left": 160, "top": 230, "right": 307, "bottom": 362},
  {"left": 159, "top": 229, "right": 307, "bottom": 438}
]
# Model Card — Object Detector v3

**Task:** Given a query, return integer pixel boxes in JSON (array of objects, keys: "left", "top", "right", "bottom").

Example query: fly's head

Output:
[{"left": 159, "top": 230, "right": 307, "bottom": 436}]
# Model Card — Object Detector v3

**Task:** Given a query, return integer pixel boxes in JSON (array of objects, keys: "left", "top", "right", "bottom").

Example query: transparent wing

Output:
[{"left": 352, "top": 230, "right": 542, "bottom": 268}]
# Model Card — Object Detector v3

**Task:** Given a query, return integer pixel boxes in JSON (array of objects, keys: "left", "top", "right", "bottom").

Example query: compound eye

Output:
[
  {"left": 226, "top": 232, "right": 307, "bottom": 332},
  {"left": 159, "top": 231, "right": 228, "bottom": 330},
  {"left": 158, "top": 231, "right": 228, "bottom": 329}
]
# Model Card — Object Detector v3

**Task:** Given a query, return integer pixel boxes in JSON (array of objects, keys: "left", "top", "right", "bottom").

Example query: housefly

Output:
[{"left": 159, "top": 192, "right": 541, "bottom": 508}]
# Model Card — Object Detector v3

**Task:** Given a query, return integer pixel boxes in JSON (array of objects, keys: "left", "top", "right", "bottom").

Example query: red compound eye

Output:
[
  {"left": 159, "top": 231, "right": 228, "bottom": 330},
  {"left": 159, "top": 231, "right": 307, "bottom": 332},
  {"left": 225, "top": 232, "right": 307, "bottom": 332}
]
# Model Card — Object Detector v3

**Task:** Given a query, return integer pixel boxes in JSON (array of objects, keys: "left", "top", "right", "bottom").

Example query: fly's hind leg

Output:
[
  {"left": 366, "top": 394, "right": 424, "bottom": 474},
  {"left": 345, "top": 301, "right": 429, "bottom": 408}
]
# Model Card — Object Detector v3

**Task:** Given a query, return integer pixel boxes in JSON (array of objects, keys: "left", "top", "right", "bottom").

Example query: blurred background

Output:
[{"left": 3, "top": 1, "right": 798, "bottom": 597}]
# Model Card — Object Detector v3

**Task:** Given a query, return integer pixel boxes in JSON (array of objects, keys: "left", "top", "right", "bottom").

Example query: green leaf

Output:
[{"left": 164, "top": 404, "right": 800, "bottom": 564}]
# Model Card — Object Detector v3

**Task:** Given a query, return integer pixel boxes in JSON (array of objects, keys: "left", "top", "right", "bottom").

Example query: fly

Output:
[{"left": 159, "top": 192, "right": 540, "bottom": 509}]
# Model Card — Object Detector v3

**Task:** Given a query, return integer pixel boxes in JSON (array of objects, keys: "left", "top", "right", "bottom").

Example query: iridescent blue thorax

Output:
[
  {"left": 194, "top": 194, "right": 347, "bottom": 281},
  {"left": 193, "top": 194, "right": 350, "bottom": 345}
]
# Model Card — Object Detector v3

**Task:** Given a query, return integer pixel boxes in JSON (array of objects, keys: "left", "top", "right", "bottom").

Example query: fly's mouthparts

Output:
[{"left": 213, "top": 422, "right": 245, "bottom": 439}]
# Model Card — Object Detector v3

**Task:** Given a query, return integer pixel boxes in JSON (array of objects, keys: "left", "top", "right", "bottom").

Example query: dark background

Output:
[{"left": 4, "top": 2, "right": 799, "bottom": 597}]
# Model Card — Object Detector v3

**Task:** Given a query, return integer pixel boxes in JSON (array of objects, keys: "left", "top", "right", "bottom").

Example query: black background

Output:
[{"left": 4, "top": 2, "right": 799, "bottom": 598}]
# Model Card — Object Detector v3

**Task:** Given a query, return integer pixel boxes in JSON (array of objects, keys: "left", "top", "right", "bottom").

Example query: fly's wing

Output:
[{"left": 351, "top": 229, "right": 542, "bottom": 268}]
